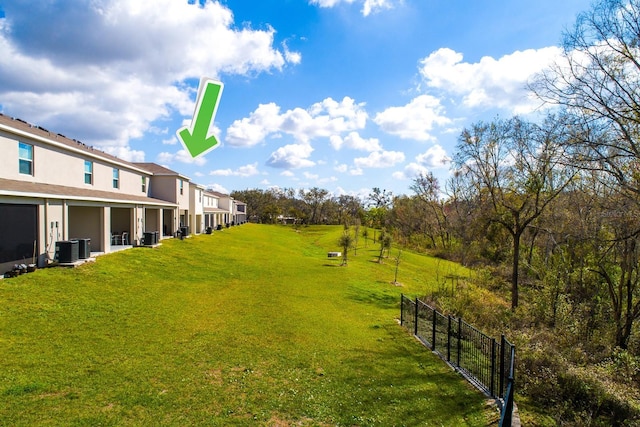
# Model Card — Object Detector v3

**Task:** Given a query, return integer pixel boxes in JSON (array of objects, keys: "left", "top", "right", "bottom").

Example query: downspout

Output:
[
  {"left": 62, "top": 199, "right": 67, "bottom": 240},
  {"left": 43, "top": 198, "right": 48, "bottom": 266}
]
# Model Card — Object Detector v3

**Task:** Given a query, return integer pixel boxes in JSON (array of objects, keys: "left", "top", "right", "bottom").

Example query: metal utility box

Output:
[
  {"left": 75, "top": 238, "right": 91, "bottom": 259},
  {"left": 55, "top": 240, "right": 79, "bottom": 263}
]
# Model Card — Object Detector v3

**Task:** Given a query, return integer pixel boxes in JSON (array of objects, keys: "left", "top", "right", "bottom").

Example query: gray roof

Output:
[
  {"left": 0, "top": 113, "right": 150, "bottom": 174},
  {"left": 133, "top": 162, "right": 191, "bottom": 180}
]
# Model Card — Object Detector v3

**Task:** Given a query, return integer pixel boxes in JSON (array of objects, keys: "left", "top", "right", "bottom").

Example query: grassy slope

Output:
[{"left": 0, "top": 224, "right": 491, "bottom": 426}]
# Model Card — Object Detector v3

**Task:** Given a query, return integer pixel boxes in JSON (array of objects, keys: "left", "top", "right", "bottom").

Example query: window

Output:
[
  {"left": 112, "top": 168, "right": 119, "bottom": 189},
  {"left": 84, "top": 160, "right": 93, "bottom": 185},
  {"left": 18, "top": 142, "right": 33, "bottom": 175},
  {"left": 141, "top": 176, "right": 146, "bottom": 193},
  {"left": 179, "top": 180, "right": 183, "bottom": 195}
]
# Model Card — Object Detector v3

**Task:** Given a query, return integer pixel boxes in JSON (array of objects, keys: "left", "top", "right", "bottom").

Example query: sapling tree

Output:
[
  {"left": 362, "top": 227, "right": 369, "bottom": 248},
  {"left": 378, "top": 229, "right": 392, "bottom": 263},
  {"left": 354, "top": 219, "right": 360, "bottom": 256},
  {"left": 393, "top": 250, "right": 402, "bottom": 285},
  {"left": 338, "top": 229, "right": 354, "bottom": 266}
]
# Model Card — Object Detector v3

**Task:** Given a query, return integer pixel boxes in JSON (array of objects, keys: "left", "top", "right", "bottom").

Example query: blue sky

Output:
[{"left": 0, "top": 0, "right": 591, "bottom": 197}]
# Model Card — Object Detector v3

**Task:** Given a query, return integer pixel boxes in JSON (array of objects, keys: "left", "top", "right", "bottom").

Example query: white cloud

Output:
[
  {"left": 162, "top": 136, "right": 178, "bottom": 145},
  {"left": 266, "top": 142, "right": 315, "bottom": 169},
  {"left": 225, "top": 103, "right": 283, "bottom": 147},
  {"left": 303, "top": 172, "right": 319, "bottom": 180},
  {"left": 227, "top": 96, "right": 367, "bottom": 148},
  {"left": 209, "top": 162, "right": 260, "bottom": 177},
  {"left": 374, "top": 95, "right": 452, "bottom": 141},
  {"left": 349, "top": 167, "right": 364, "bottom": 176},
  {"left": 281, "top": 170, "right": 295, "bottom": 177},
  {"left": 309, "top": 0, "right": 353, "bottom": 7},
  {"left": 156, "top": 149, "right": 207, "bottom": 166},
  {"left": 393, "top": 162, "right": 428, "bottom": 180},
  {"left": 419, "top": 47, "right": 561, "bottom": 114},
  {"left": 104, "top": 146, "right": 146, "bottom": 162},
  {"left": 362, "top": 0, "right": 395, "bottom": 16},
  {"left": 392, "top": 145, "right": 451, "bottom": 180},
  {"left": 309, "top": 0, "right": 398, "bottom": 16},
  {"left": 283, "top": 97, "right": 368, "bottom": 142},
  {"left": 0, "top": 0, "right": 298, "bottom": 153},
  {"left": 283, "top": 41, "right": 302, "bottom": 65},
  {"left": 334, "top": 163, "right": 348, "bottom": 173},
  {"left": 416, "top": 144, "right": 451, "bottom": 168},
  {"left": 207, "top": 183, "right": 230, "bottom": 194},
  {"left": 321, "top": 176, "right": 338, "bottom": 183},
  {"left": 330, "top": 131, "right": 382, "bottom": 152},
  {"left": 354, "top": 150, "right": 405, "bottom": 168},
  {"left": 237, "top": 162, "right": 260, "bottom": 177},
  {"left": 329, "top": 135, "right": 343, "bottom": 150}
]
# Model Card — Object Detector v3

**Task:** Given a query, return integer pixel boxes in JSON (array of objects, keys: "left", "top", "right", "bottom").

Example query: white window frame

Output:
[
  {"left": 84, "top": 160, "right": 93, "bottom": 185},
  {"left": 18, "top": 142, "right": 33, "bottom": 175}
]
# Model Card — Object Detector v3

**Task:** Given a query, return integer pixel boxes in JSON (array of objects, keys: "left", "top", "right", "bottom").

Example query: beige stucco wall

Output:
[
  {"left": 203, "top": 193, "right": 219, "bottom": 209},
  {"left": 191, "top": 185, "right": 204, "bottom": 214},
  {"left": 148, "top": 175, "right": 177, "bottom": 203},
  {"left": 68, "top": 205, "right": 104, "bottom": 251},
  {"left": 177, "top": 179, "right": 190, "bottom": 212},
  {"left": 0, "top": 129, "right": 151, "bottom": 197}
]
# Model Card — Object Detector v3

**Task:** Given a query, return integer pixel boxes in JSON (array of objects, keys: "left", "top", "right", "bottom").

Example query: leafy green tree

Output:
[
  {"left": 453, "top": 115, "right": 576, "bottom": 308},
  {"left": 365, "top": 206, "right": 388, "bottom": 231},
  {"left": 299, "top": 187, "right": 330, "bottom": 224}
]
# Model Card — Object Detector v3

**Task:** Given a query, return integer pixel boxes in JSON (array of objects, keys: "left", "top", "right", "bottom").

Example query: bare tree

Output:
[
  {"left": 411, "top": 172, "right": 450, "bottom": 249},
  {"left": 531, "top": 0, "right": 640, "bottom": 195},
  {"left": 367, "top": 187, "right": 393, "bottom": 209}
]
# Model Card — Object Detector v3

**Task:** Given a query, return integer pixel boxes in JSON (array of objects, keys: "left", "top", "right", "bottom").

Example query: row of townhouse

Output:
[{"left": 0, "top": 113, "right": 247, "bottom": 273}]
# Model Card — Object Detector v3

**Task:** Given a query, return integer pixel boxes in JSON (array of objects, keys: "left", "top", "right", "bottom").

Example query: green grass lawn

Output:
[{"left": 0, "top": 224, "right": 493, "bottom": 426}]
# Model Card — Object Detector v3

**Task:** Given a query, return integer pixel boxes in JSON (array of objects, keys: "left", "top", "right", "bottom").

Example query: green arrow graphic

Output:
[{"left": 177, "top": 79, "right": 224, "bottom": 158}]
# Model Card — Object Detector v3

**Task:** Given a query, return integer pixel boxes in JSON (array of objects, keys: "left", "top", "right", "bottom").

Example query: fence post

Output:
[
  {"left": 400, "top": 294, "right": 405, "bottom": 326},
  {"left": 431, "top": 308, "right": 437, "bottom": 351},
  {"left": 490, "top": 338, "right": 497, "bottom": 397},
  {"left": 457, "top": 317, "right": 462, "bottom": 368},
  {"left": 500, "top": 334, "right": 505, "bottom": 398},
  {"left": 447, "top": 315, "right": 452, "bottom": 362},
  {"left": 499, "top": 346, "right": 516, "bottom": 427},
  {"left": 414, "top": 298, "right": 419, "bottom": 336}
]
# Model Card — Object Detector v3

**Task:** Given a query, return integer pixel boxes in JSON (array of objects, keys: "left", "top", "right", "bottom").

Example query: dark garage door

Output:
[{"left": 0, "top": 204, "right": 38, "bottom": 264}]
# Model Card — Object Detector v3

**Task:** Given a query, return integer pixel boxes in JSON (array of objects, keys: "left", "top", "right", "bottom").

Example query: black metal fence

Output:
[{"left": 400, "top": 295, "right": 516, "bottom": 425}]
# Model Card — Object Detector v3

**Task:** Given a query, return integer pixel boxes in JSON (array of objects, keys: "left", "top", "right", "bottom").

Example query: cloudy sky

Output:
[{"left": 0, "top": 0, "right": 590, "bottom": 197}]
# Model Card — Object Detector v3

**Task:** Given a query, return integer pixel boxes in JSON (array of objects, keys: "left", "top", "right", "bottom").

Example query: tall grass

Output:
[{"left": 0, "top": 224, "right": 491, "bottom": 426}]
